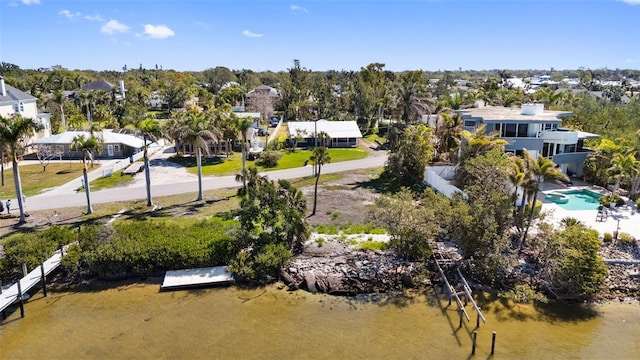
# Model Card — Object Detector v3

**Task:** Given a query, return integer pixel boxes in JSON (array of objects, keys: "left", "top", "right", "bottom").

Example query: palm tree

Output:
[
  {"left": 72, "top": 134, "right": 102, "bottom": 214},
  {"left": 521, "top": 153, "right": 569, "bottom": 245},
  {"left": 235, "top": 166, "right": 267, "bottom": 200},
  {"left": 169, "top": 107, "right": 220, "bottom": 201},
  {"left": 459, "top": 124, "right": 508, "bottom": 161},
  {"left": 236, "top": 117, "right": 253, "bottom": 193},
  {"left": 136, "top": 116, "right": 163, "bottom": 206},
  {"left": 309, "top": 146, "right": 331, "bottom": 216},
  {"left": 607, "top": 153, "right": 640, "bottom": 198},
  {"left": 434, "top": 110, "right": 463, "bottom": 162},
  {"left": 52, "top": 89, "right": 68, "bottom": 132},
  {"left": 0, "top": 114, "right": 41, "bottom": 223}
]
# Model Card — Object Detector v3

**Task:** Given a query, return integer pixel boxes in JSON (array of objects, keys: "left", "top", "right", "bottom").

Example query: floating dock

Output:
[{"left": 161, "top": 266, "right": 235, "bottom": 290}]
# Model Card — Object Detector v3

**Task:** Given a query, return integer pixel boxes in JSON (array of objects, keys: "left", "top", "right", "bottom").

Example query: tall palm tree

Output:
[
  {"left": 169, "top": 107, "right": 220, "bottom": 201},
  {"left": 136, "top": 116, "right": 163, "bottom": 206},
  {"left": 236, "top": 117, "right": 253, "bottom": 193},
  {"left": 521, "top": 153, "right": 569, "bottom": 245},
  {"left": 0, "top": 114, "right": 41, "bottom": 223},
  {"left": 309, "top": 146, "right": 331, "bottom": 216},
  {"left": 72, "top": 134, "right": 102, "bottom": 214},
  {"left": 52, "top": 89, "right": 68, "bottom": 132},
  {"left": 459, "top": 124, "right": 508, "bottom": 161}
]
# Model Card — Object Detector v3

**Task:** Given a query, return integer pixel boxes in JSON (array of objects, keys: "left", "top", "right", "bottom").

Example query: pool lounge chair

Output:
[{"left": 596, "top": 205, "right": 608, "bottom": 222}]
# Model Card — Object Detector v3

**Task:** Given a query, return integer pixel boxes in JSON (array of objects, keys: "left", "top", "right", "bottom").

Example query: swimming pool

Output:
[{"left": 549, "top": 189, "right": 603, "bottom": 211}]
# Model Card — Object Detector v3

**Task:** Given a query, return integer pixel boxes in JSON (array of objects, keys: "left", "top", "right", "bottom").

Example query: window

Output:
[
  {"left": 19, "top": 102, "right": 24, "bottom": 112},
  {"left": 517, "top": 124, "right": 528, "bottom": 137},
  {"left": 114, "top": 144, "right": 120, "bottom": 152},
  {"left": 504, "top": 124, "right": 517, "bottom": 137},
  {"left": 464, "top": 120, "right": 476, "bottom": 127},
  {"left": 13, "top": 103, "right": 19, "bottom": 113}
]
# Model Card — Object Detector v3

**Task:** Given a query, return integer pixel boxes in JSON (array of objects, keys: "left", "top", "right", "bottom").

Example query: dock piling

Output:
[
  {"left": 472, "top": 331, "right": 477, "bottom": 355},
  {"left": 16, "top": 280, "right": 24, "bottom": 318},
  {"left": 459, "top": 309, "right": 463, "bottom": 328},
  {"left": 22, "top": 263, "right": 28, "bottom": 277},
  {"left": 491, "top": 331, "right": 496, "bottom": 355},
  {"left": 40, "top": 263, "right": 47, "bottom": 297}
]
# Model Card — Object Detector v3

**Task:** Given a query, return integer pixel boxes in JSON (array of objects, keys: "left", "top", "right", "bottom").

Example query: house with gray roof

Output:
[
  {"left": 459, "top": 104, "right": 599, "bottom": 176},
  {"left": 33, "top": 130, "right": 147, "bottom": 160},
  {"left": 0, "top": 75, "right": 52, "bottom": 148}
]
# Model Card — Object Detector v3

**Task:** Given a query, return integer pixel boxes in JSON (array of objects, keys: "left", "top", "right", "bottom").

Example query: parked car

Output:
[
  {"left": 269, "top": 116, "right": 279, "bottom": 127},
  {"left": 257, "top": 127, "right": 269, "bottom": 136}
]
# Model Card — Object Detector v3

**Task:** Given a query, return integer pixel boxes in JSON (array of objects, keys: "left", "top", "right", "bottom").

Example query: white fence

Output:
[
  {"left": 267, "top": 119, "right": 283, "bottom": 144},
  {"left": 424, "top": 165, "right": 468, "bottom": 199}
]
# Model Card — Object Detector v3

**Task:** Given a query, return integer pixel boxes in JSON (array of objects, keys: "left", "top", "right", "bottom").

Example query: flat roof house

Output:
[
  {"left": 458, "top": 104, "right": 599, "bottom": 176},
  {"left": 287, "top": 120, "right": 363, "bottom": 148}
]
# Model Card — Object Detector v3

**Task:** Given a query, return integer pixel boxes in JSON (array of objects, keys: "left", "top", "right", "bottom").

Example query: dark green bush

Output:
[
  {"left": 602, "top": 232, "right": 613, "bottom": 243},
  {"left": 255, "top": 150, "right": 282, "bottom": 168},
  {"left": 1, "top": 226, "right": 78, "bottom": 279},
  {"left": 63, "top": 218, "right": 238, "bottom": 280}
]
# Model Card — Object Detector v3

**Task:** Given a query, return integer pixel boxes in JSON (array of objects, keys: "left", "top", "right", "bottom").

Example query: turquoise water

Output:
[{"left": 556, "top": 190, "right": 603, "bottom": 211}]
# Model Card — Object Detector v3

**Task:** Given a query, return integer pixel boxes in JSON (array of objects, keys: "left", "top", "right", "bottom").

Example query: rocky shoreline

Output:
[{"left": 281, "top": 239, "right": 640, "bottom": 303}]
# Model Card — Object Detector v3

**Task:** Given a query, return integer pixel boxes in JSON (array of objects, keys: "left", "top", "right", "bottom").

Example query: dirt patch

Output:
[{"left": 300, "top": 170, "right": 381, "bottom": 226}]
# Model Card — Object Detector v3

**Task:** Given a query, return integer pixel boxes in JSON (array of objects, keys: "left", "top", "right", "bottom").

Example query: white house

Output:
[
  {"left": 287, "top": 120, "right": 363, "bottom": 148},
  {"left": 458, "top": 104, "right": 599, "bottom": 176},
  {"left": 33, "top": 130, "right": 147, "bottom": 159},
  {"left": 0, "top": 75, "right": 52, "bottom": 149}
]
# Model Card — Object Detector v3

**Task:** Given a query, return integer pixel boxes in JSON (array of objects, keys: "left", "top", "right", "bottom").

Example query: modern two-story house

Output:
[
  {"left": 0, "top": 75, "right": 52, "bottom": 150},
  {"left": 458, "top": 104, "right": 599, "bottom": 177}
]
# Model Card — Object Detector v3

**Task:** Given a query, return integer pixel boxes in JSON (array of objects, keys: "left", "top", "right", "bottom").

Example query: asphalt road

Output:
[{"left": 26, "top": 155, "right": 387, "bottom": 212}]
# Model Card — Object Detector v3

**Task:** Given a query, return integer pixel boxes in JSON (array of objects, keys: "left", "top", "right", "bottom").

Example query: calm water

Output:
[
  {"left": 557, "top": 190, "right": 603, "bottom": 211},
  {"left": 1, "top": 282, "right": 639, "bottom": 359}
]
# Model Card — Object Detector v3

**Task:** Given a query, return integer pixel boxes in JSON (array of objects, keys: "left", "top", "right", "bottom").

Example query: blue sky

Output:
[{"left": 1, "top": 0, "right": 639, "bottom": 72}]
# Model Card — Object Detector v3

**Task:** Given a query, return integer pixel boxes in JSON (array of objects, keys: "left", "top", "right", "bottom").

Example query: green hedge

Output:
[
  {"left": 1, "top": 226, "right": 78, "bottom": 280},
  {"left": 63, "top": 218, "right": 239, "bottom": 280}
]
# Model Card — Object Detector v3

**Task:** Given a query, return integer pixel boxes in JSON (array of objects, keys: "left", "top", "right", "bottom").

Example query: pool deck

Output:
[{"left": 540, "top": 180, "right": 640, "bottom": 240}]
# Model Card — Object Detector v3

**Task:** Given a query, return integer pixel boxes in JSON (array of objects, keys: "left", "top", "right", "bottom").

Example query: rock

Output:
[
  {"left": 304, "top": 271, "right": 317, "bottom": 293},
  {"left": 401, "top": 271, "right": 416, "bottom": 288},
  {"left": 315, "top": 271, "right": 328, "bottom": 293},
  {"left": 281, "top": 270, "right": 298, "bottom": 290}
]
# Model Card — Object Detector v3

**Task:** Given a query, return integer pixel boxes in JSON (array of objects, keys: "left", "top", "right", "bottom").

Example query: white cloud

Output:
[
  {"left": 21, "top": 0, "right": 41, "bottom": 5},
  {"left": 624, "top": 58, "right": 637, "bottom": 63},
  {"left": 620, "top": 0, "right": 640, "bottom": 4},
  {"left": 290, "top": 4, "right": 309, "bottom": 13},
  {"left": 84, "top": 14, "right": 105, "bottom": 22},
  {"left": 59, "top": 9, "right": 81, "bottom": 20},
  {"left": 101, "top": 20, "right": 130, "bottom": 35},
  {"left": 243, "top": 29, "right": 263, "bottom": 38},
  {"left": 143, "top": 24, "right": 175, "bottom": 39}
]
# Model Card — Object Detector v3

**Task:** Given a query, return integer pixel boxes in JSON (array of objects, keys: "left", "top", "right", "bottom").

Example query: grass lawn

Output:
[
  {"left": 88, "top": 170, "right": 135, "bottom": 191},
  {"left": 364, "top": 133, "right": 386, "bottom": 144},
  {"left": 171, "top": 146, "right": 369, "bottom": 176},
  {"left": 0, "top": 162, "right": 85, "bottom": 198}
]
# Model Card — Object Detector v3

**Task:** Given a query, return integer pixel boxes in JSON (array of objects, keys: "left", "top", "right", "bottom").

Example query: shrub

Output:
[
  {"left": 331, "top": 212, "right": 341, "bottom": 220},
  {"left": 315, "top": 237, "right": 325, "bottom": 247},
  {"left": 255, "top": 150, "right": 282, "bottom": 168},
  {"left": 636, "top": 197, "right": 640, "bottom": 209},
  {"left": 602, "top": 232, "right": 613, "bottom": 243},
  {"left": 267, "top": 140, "right": 283, "bottom": 151},
  {"left": 599, "top": 194, "right": 625, "bottom": 207},
  {"left": 316, "top": 224, "right": 338, "bottom": 235},
  {"left": 359, "top": 241, "right": 389, "bottom": 251},
  {"left": 618, "top": 233, "right": 636, "bottom": 245}
]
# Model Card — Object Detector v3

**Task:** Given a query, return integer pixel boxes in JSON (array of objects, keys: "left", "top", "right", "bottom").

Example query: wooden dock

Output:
[
  {"left": 161, "top": 266, "right": 235, "bottom": 290},
  {"left": 0, "top": 248, "right": 63, "bottom": 315}
]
